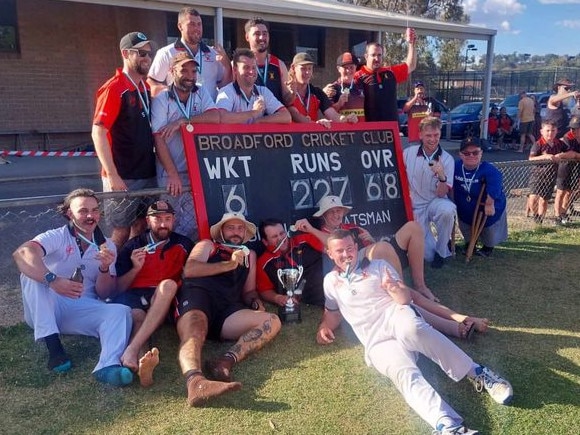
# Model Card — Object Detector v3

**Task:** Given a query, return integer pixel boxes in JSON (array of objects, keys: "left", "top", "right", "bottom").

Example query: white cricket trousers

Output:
[
  {"left": 21, "top": 276, "right": 132, "bottom": 372},
  {"left": 367, "top": 304, "right": 473, "bottom": 430},
  {"left": 414, "top": 198, "right": 456, "bottom": 261}
]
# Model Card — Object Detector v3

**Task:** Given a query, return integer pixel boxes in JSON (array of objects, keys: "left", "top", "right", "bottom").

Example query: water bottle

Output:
[{"left": 70, "top": 266, "right": 84, "bottom": 283}]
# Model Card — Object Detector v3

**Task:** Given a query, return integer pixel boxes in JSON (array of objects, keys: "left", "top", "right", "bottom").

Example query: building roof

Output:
[{"left": 63, "top": 0, "right": 496, "bottom": 41}]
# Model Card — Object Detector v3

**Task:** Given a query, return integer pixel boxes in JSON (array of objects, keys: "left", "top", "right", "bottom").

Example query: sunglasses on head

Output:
[
  {"left": 461, "top": 150, "right": 481, "bottom": 156},
  {"left": 129, "top": 49, "right": 153, "bottom": 58}
]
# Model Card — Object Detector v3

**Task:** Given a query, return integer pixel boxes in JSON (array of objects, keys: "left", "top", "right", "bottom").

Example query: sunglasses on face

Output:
[
  {"left": 129, "top": 49, "right": 153, "bottom": 58},
  {"left": 461, "top": 150, "right": 481, "bottom": 156}
]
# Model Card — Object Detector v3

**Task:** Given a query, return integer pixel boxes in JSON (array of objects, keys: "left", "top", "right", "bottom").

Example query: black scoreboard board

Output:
[{"left": 182, "top": 122, "right": 413, "bottom": 242}]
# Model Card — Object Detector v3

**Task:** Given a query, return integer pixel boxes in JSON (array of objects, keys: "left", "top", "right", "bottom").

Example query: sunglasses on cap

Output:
[{"left": 128, "top": 49, "right": 153, "bottom": 58}]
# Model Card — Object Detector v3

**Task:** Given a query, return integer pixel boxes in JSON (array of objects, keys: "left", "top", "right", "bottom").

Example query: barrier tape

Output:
[{"left": 0, "top": 150, "right": 97, "bottom": 157}]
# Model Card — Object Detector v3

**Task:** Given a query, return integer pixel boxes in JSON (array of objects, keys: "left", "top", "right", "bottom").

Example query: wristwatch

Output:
[{"left": 44, "top": 272, "right": 57, "bottom": 285}]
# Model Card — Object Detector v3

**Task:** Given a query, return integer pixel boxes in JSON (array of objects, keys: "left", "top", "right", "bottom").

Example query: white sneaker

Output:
[
  {"left": 433, "top": 425, "right": 479, "bottom": 435},
  {"left": 472, "top": 366, "right": 513, "bottom": 404}
]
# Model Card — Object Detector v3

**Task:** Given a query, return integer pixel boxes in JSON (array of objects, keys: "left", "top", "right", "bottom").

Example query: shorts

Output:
[
  {"left": 102, "top": 177, "right": 157, "bottom": 228},
  {"left": 519, "top": 121, "right": 534, "bottom": 136},
  {"left": 528, "top": 165, "right": 557, "bottom": 199},
  {"left": 556, "top": 161, "right": 580, "bottom": 190},
  {"left": 112, "top": 288, "right": 155, "bottom": 310},
  {"left": 175, "top": 280, "right": 246, "bottom": 340}
]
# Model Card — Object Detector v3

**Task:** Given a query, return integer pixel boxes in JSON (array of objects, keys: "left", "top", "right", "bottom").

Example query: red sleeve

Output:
[
  {"left": 294, "top": 233, "right": 324, "bottom": 252},
  {"left": 256, "top": 255, "right": 276, "bottom": 292},
  {"left": 389, "top": 63, "right": 409, "bottom": 84},
  {"left": 93, "top": 79, "right": 122, "bottom": 130}
]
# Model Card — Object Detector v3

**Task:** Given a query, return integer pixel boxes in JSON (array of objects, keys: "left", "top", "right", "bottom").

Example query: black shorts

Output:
[
  {"left": 392, "top": 237, "right": 410, "bottom": 270},
  {"left": 556, "top": 161, "right": 580, "bottom": 190},
  {"left": 529, "top": 166, "right": 557, "bottom": 199},
  {"left": 112, "top": 288, "right": 155, "bottom": 310},
  {"left": 175, "top": 280, "right": 246, "bottom": 340}
]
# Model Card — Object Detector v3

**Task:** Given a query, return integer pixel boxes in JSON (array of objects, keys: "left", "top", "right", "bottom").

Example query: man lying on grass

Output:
[{"left": 316, "top": 229, "right": 513, "bottom": 435}]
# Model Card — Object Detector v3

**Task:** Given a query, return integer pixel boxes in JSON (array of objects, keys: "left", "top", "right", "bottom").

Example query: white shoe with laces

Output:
[
  {"left": 433, "top": 425, "right": 479, "bottom": 435},
  {"left": 472, "top": 366, "right": 513, "bottom": 405}
]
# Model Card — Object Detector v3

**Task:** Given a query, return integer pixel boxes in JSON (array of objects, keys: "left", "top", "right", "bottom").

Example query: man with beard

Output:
[
  {"left": 175, "top": 213, "right": 281, "bottom": 406},
  {"left": 403, "top": 116, "right": 456, "bottom": 268},
  {"left": 354, "top": 30, "right": 417, "bottom": 122},
  {"left": 152, "top": 52, "right": 220, "bottom": 240},
  {"left": 217, "top": 48, "right": 291, "bottom": 124},
  {"left": 148, "top": 6, "right": 232, "bottom": 100},
  {"left": 13, "top": 189, "right": 133, "bottom": 386},
  {"left": 244, "top": 17, "right": 293, "bottom": 106},
  {"left": 114, "top": 200, "right": 194, "bottom": 387},
  {"left": 92, "top": 31, "right": 157, "bottom": 249}
]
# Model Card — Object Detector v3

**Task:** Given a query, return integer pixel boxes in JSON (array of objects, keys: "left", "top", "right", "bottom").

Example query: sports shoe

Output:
[
  {"left": 433, "top": 425, "right": 479, "bottom": 435},
  {"left": 94, "top": 365, "right": 133, "bottom": 387},
  {"left": 475, "top": 246, "right": 494, "bottom": 257},
  {"left": 471, "top": 366, "right": 513, "bottom": 405}
]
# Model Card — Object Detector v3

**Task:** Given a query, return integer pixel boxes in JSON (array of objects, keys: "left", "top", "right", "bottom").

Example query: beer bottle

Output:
[{"left": 71, "top": 266, "right": 84, "bottom": 283}]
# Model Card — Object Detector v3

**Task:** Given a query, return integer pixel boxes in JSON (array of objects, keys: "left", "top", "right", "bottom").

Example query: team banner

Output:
[{"left": 182, "top": 122, "right": 413, "bottom": 242}]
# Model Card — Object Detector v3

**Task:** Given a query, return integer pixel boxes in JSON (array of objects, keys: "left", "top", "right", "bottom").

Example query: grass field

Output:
[{"left": 1, "top": 226, "right": 579, "bottom": 435}]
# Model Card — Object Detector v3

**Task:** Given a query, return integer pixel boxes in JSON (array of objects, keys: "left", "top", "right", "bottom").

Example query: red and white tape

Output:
[{"left": 0, "top": 150, "right": 97, "bottom": 157}]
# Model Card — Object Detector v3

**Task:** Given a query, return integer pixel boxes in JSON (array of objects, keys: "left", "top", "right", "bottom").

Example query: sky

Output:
[{"left": 463, "top": 0, "right": 580, "bottom": 56}]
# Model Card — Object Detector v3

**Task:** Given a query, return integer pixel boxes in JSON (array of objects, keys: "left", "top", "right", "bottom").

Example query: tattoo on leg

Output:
[
  {"left": 242, "top": 328, "right": 263, "bottom": 342},
  {"left": 230, "top": 344, "right": 242, "bottom": 355}
]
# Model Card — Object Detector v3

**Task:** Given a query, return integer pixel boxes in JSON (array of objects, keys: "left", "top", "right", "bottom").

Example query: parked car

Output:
[
  {"left": 441, "top": 101, "right": 496, "bottom": 139},
  {"left": 397, "top": 97, "right": 449, "bottom": 136}
]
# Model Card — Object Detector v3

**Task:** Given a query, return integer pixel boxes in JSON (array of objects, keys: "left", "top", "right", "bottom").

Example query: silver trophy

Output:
[{"left": 276, "top": 266, "right": 304, "bottom": 323}]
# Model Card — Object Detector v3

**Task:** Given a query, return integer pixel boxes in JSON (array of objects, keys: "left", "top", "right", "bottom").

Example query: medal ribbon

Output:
[
  {"left": 461, "top": 164, "right": 480, "bottom": 199},
  {"left": 296, "top": 85, "right": 311, "bottom": 116},
  {"left": 172, "top": 86, "right": 195, "bottom": 120},
  {"left": 257, "top": 55, "right": 269, "bottom": 86},
  {"left": 123, "top": 73, "right": 150, "bottom": 121},
  {"left": 145, "top": 232, "right": 167, "bottom": 254},
  {"left": 181, "top": 39, "right": 203, "bottom": 75}
]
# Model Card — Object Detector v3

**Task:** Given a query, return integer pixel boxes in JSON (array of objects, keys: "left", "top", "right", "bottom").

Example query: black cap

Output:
[
  {"left": 460, "top": 137, "right": 482, "bottom": 151},
  {"left": 147, "top": 200, "right": 175, "bottom": 216},
  {"left": 120, "top": 32, "right": 153, "bottom": 50},
  {"left": 414, "top": 81, "right": 424, "bottom": 88}
]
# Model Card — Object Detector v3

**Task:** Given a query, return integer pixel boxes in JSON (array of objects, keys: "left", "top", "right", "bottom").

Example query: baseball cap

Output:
[
  {"left": 170, "top": 52, "right": 199, "bottom": 69},
  {"left": 569, "top": 116, "right": 580, "bottom": 129},
  {"left": 336, "top": 52, "right": 358, "bottom": 67},
  {"left": 414, "top": 81, "right": 425, "bottom": 88},
  {"left": 292, "top": 52, "right": 315, "bottom": 66},
  {"left": 120, "top": 32, "right": 153, "bottom": 50},
  {"left": 460, "top": 137, "right": 482, "bottom": 151},
  {"left": 147, "top": 200, "right": 175, "bottom": 216}
]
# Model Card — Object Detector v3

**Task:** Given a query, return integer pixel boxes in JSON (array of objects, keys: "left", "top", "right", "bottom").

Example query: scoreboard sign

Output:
[{"left": 182, "top": 122, "right": 413, "bottom": 242}]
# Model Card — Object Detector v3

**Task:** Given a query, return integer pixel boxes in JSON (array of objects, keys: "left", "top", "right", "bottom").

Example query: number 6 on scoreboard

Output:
[{"left": 222, "top": 184, "right": 248, "bottom": 215}]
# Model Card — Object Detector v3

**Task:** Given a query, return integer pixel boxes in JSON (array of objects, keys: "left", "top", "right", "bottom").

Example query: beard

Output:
[{"left": 152, "top": 227, "right": 171, "bottom": 241}]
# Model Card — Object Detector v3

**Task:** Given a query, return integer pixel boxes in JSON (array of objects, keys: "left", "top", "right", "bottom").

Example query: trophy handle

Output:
[
  {"left": 297, "top": 265, "right": 304, "bottom": 283},
  {"left": 277, "top": 268, "right": 284, "bottom": 285}
]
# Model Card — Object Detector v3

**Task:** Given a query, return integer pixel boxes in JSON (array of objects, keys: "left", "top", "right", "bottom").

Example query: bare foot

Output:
[
  {"left": 186, "top": 374, "right": 242, "bottom": 407},
  {"left": 138, "top": 347, "right": 159, "bottom": 387},
  {"left": 416, "top": 285, "right": 440, "bottom": 303},
  {"left": 470, "top": 317, "right": 490, "bottom": 333},
  {"left": 120, "top": 346, "right": 140, "bottom": 373}
]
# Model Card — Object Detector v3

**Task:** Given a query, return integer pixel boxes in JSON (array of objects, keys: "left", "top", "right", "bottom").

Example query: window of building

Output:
[{"left": 0, "top": 0, "right": 19, "bottom": 53}]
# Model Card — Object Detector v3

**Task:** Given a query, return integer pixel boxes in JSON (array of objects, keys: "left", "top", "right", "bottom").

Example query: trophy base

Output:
[{"left": 278, "top": 305, "right": 301, "bottom": 324}]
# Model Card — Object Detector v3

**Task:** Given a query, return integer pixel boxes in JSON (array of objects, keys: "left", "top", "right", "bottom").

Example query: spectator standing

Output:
[
  {"left": 517, "top": 91, "right": 536, "bottom": 153},
  {"left": 527, "top": 120, "right": 566, "bottom": 223},
  {"left": 322, "top": 52, "right": 366, "bottom": 122},
  {"left": 354, "top": 29, "right": 417, "bottom": 122},
  {"left": 152, "top": 52, "right": 220, "bottom": 239},
  {"left": 403, "top": 117, "right": 456, "bottom": 268},
  {"left": 217, "top": 48, "right": 291, "bottom": 124},
  {"left": 403, "top": 81, "right": 440, "bottom": 142},
  {"left": 92, "top": 32, "right": 157, "bottom": 249},
  {"left": 453, "top": 138, "right": 508, "bottom": 257},
  {"left": 286, "top": 52, "right": 358, "bottom": 127},
  {"left": 114, "top": 200, "right": 194, "bottom": 387},
  {"left": 175, "top": 213, "right": 281, "bottom": 406},
  {"left": 12, "top": 189, "right": 133, "bottom": 386},
  {"left": 554, "top": 116, "right": 580, "bottom": 225},
  {"left": 148, "top": 7, "right": 232, "bottom": 100},
  {"left": 545, "top": 78, "right": 579, "bottom": 137}
]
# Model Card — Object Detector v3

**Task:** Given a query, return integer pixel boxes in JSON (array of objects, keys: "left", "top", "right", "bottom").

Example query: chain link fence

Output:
[{"left": 1, "top": 161, "right": 579, "bottom": 326}]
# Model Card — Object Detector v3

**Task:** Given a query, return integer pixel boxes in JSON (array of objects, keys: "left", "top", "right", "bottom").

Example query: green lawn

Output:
[{"left": 1, "top": 226, "right": 579, "bottom": 435}]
